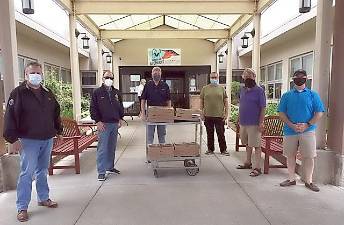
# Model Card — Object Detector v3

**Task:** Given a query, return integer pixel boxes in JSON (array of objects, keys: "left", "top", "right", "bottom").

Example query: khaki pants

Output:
[
  {"left": 239, "top": 125, "right": 261, "bottom": 148},
  {"left": 283, "top": 131, "right": 316, "bottom": 159}
]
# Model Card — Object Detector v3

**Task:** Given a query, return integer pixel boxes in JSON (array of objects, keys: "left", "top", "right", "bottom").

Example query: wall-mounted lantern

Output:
[
  {"left": 299, "top": 0, "right": 311, "bottom": 13},
  {"left": 241, "top": 29, "right": 255, "bottom": 48},
  {"left": 22, "top": 0, "right": 34, "bottom": 14}
]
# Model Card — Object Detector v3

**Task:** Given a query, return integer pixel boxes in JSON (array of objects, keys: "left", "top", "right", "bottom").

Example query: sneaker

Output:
[
  {"left": 220, "top": 151, "right": 230, "bottom": 156},
  {"left": 17, "top": 210, "right": 28, "bottom": 222},
  {"left": 305, "top": 183, "right": 320, "bottom": 192},
  {"left": 106, "top": 168, "right": 121, "bottom": 174},
  {"left": 38, "top": 199, "right": 58, "bottom": 208},
  {"left": 98, "top": 174, "right": 106, "bottom": 181},
  {"left": 205, "top": 151, "right": 214, "bottom": 155},
  {"left": 280, "top": 179, "right": 296, "bottom": 187}
]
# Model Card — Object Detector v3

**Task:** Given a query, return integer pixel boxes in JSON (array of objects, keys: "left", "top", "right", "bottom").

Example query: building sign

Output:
[{"left": 148, "top": 48, "right": 181, "bottom": 66}]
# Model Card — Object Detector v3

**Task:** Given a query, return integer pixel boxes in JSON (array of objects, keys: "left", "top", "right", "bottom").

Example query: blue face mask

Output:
[
  {"left": 210, "top": 79, "right": 219, "bottom": 85},
  {"left": 28, "top": 73, "right": 42, "bottom": 86}
]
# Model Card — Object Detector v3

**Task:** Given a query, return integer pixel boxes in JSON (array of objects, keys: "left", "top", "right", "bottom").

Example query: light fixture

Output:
[
  {"left": 241, "top": 29, "right": 255, "bottom": 48},
  {"left": 75, "top": 30, "right": 90, "bottom": 49},
  {"left": 218, "top": 52, "right": 224, "bottom": 64},
  {"left": 102, "top": 50, "right": 112, "bottom": 64},
  {"left": 22, "top": 0, "right": 34, "bottom": 14},
  {"left": 299, "top": 0, "right": 311, "bottom": 13}
]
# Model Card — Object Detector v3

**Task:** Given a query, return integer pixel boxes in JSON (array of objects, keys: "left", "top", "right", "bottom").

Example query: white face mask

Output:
[
  {"left": 28, "top": 73, "right": 42, "bottom": 86},
  {"left": 104, "top": 78, "right": 113, "bottom": 87}
]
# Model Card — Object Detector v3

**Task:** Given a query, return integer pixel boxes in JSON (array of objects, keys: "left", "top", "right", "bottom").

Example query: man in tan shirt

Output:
[{"left": 200, "top": 72, "right": 230, "bottom": 156}]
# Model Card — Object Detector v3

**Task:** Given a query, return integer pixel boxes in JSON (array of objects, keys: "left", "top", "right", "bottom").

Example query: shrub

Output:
[{"left": 44, "top": 71, "right": 90, "bottom": 118}]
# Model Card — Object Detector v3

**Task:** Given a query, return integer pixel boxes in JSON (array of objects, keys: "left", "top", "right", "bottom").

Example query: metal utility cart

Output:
[{"left": 146, "top": 120, "right": 202, "bottom": 178}]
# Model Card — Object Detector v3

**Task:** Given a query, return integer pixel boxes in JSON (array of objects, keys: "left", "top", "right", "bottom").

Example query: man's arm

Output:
[
  {"left": 258, "top": 107, "right": 266, "bottom": 132},
  {"left": 224, "top": 97, "right": 229, "bottom": 121},
  {"left": 167, "top": 100, "right": 172, "bottom": 107},
  {"left": 3, "top": 90, "right": 20, "bottom": 144},
  {"left": 140, "top": 99, "right": 147, "bottom": 119}
]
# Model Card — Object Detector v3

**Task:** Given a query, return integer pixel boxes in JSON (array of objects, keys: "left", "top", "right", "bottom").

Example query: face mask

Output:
[
  {"left": 152, "top": 74, "right": 161, "bottom": 82},
  {"left": 293, "top": 77, "right": 307, "bottom": 86},
  {"left": 244, "top": 78, "right": 256, "bottom": 88},
  {"left": 28, "top": 73, "right": 42, "bottom": 86},
  {"left": 104, "top": 78, "right": 113, "bottom": 87},
  {"left": 210, "top": 79, "right": 219, "bottom": 85}
]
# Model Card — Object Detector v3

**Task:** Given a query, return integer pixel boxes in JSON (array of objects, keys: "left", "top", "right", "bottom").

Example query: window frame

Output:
[
  {"left": 260, "top": 61, "right": 283, "bottom": 100},
  {"left": 289, "top": 52, "right": 314, "bottom": 90}
]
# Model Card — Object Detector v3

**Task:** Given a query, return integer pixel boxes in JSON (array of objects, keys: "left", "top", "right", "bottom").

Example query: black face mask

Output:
[
  {"left": 244, "top": 78, "right": 256, "bottom": 88},
  {"left": 293, "top": 77, "right": 307, "bottom": 86}
]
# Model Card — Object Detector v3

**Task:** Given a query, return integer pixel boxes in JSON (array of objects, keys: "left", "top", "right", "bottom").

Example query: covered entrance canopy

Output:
[{"left": 53, "top": 0, "right": 275, "bottom": 119}]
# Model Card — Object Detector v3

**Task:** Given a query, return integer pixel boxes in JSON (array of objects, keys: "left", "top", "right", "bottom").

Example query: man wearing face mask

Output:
[
  {"left": 140, "top": 67, "right": 171, "bottom": 144},
  {"left": 200, "top": 72, "right": 230, "bottom": 156},
  {"left": 278, "top": 69, "right": 324, "bottom": 192},
  {"left": 236, "top": 68, "right": 266, "bottom": 177},
  {"left": 3, "top": 62, "right": 63, "bottom": 222},
  {"left": 90, "top": 70, "right": 124, "bottom": 181}
]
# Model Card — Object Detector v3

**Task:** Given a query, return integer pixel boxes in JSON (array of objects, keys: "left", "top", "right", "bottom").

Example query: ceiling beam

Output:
[
  {"left": 74, "top": 1, "right": 255, "bottom": 14},
  {"left": 214, "top": 39, "right": 228, "bottom": 52},
  {"left": 101, "top": 29, "right": 229, "bottom": 39},
  {"left": 257, "top": 0, "right": 277, "bottom": 13},
  {"left": 229, "top": 14, "right": 252, "bottom": 37}
]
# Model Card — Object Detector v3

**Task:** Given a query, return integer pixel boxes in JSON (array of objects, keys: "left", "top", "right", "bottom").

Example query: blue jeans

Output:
[
  {"left": 16, "top": 138, "right": 53, "bottom": 211},
  {"left": 147, "top": 125, "right": 166, "bottom": 144},
  {"left": 96, "top": 123, "right": 119, "bottom": 175}
]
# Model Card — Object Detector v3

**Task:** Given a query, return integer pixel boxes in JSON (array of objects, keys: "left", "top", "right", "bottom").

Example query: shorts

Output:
[
  {"left": 239, "top": 125, "right": 261, "bottom": 148},
  {"left": 283, "top": 131, "right": 316, "bottom": 159}
]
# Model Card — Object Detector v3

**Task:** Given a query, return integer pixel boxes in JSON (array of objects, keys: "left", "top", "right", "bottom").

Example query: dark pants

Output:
[{"left": 204, "top": 117, "right": 227, "bottom": 153}]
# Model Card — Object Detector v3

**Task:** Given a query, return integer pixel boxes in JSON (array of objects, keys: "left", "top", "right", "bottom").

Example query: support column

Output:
[
  {"left": 69, "top": 13, "right": 82, "bottom": 120},
  {"left": 0, "top": 0, "right": 19, "bottom": 102},
  {"left": 226, "top": 38, "right": 233, "bottom": 118},
  {"left": 216, "top": 51, "right": 220, "bottom": 75},
  {"left": 97, "top": 39, "right": 104, "bottom": 85},
  {"left": 252, "top": 13, "right": 261, "bottom": 82},
  {"left": 112, "top": 52, "right": 119, "bottom": 89},
  {"left": 328, "top": 0, "right": 344, "bottom": 186},
  {"left": 313, "top": 0, "right": 333, "bottom": 149}
]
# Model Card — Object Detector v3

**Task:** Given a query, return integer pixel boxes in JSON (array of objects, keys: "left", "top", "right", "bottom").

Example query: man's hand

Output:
[
  {"left": 119, "top": 120, "right": 124, "bottom": 128},
  {"left": 57, "top": 135, "right": 63, "bottom": 142},
  {"left": 97, "top": 122, "right": 106, "bottom": 132},
  {"left": 289, "top": 123, "right": 300, "bottom": 133},
  {"left": 258, "top": 122, "right": 264, "bottom": 133},
  {"left": 140, "top": 112, "right": 147, "bottom": 121},
  {"left": 200, "top": 113, "right": 205, "bottom": 121},
  {"left": 12, "top": 140, "right": 22, "bottom": 153},
  {"left": 296, "top": 123, "right": 309, "bottom": 133}
]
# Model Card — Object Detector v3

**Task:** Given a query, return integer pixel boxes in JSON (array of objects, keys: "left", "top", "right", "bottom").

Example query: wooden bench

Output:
[
  {"left": 49, "top": 118, "right": 97, "bottom": 175},
  {"left": 234, "top": 116, "right": 287, "bottom": 174}
]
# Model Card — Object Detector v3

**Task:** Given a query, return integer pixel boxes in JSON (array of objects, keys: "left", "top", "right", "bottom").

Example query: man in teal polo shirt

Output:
[{"left": 278, "top": 69, "right": 325, "bottom": 192}]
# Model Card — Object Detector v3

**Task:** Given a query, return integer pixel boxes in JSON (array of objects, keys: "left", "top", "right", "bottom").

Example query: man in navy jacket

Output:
[{"left": 90, "top": 70, "right": 124, "bottom": 181}]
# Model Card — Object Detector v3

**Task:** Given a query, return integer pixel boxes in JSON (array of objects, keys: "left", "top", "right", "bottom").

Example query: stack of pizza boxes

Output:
[
  {"left": 175, "top": 108, "right": 202, "bottom": 121},
  {"left": 147, "top": 106, "right": 175, "bottom": 123}
]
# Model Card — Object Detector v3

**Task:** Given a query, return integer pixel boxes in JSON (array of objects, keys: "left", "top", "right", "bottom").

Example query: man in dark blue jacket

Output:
[
  {"left": 3, "top": 62, "right": 62, "bottom": 222},
  {"left": 90, "top": 70, "right": 124, "bottom": 181}
]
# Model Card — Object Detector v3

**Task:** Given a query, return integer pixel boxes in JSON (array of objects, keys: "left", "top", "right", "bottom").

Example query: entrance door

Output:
[{"left": 164, "top": 71, "right": 188, "bottom": 108}]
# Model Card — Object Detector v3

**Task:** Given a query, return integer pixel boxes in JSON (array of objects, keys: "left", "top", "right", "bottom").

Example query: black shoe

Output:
[
  {"left": 305, "top": 183, "right": 320, "bottom": 192},
  {"left": 106, "top": 168, "right": 121, "bottom": 174},
  {"left": 280, "top": 179, "right": 296, "bottom": 187},
  {"left": 220, "top": 151, "right": 230, "bottom": 156},
  {"left": 98, "top": 174, "right": 106, "bottom": 181},
  {"left": 205, "top": 151, "right": 214, "bottom": 155}
]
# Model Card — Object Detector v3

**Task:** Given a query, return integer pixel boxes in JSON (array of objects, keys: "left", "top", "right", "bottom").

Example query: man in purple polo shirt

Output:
[{"left": 236, "top": 68, "right": 266, "bottom": 177}]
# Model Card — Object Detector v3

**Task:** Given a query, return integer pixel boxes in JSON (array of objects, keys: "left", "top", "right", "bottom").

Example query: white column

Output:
[
  {"left": 313, "top": 0, "right": 334, "bottom": 149},
  {"left": 252, "top": 13, "right": 261, "bottom": 82},
  {"left": 112, "top": 52, "right": 120, "bottom": 89},
  {"left": 226, "top": 38, "right": 233, "bottom": 118},
  {"left": 216, "top": 51, "right": 220, "bottom": 75},
  {"left": 69, "top": 13, "right": 82, "bottom": 121},
  {"left": 0, "top": 0, "right": 19, "bottom": 102},
  {"left": 97, "top": 39, "right": 104, "bottom": 85}
]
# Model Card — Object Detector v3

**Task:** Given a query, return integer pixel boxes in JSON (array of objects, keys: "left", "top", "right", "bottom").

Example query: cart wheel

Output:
[
  {"left": 184, "top": 159, "right": 196, "bottom": 167},
  {"left": 153, "top": 169, "right": 158, "bottom": 178},
  {"left": 186, "top": 168, "right": 198, "bottom": 176}
]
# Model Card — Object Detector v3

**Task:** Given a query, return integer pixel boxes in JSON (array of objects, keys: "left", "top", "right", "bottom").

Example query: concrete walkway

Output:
[{"left": 1, "top": 119, "right": 344, "bottom": 225}]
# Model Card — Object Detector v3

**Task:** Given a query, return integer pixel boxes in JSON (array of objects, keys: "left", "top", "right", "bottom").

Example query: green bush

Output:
[
  {"left": 231, "top": 81, "right": 241, "bottom": 105},
  {"left": 44, "top": 71, "right": 90, "bottom": 119},
  {"left": 229, "top": 103, "right": 279, "bottom": 123}
]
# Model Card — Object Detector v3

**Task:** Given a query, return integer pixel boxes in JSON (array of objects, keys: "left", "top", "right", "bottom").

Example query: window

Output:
[
  {"left": 81, "top": 71, "right": 97, "bottom": 98},
  {"left": 289, "top": 52, "right": 314, "bottom": 89},
  {"left": 44, "top": 63, "right": 71, "bottom": 84},
  {"left": 18, "top": 55, "right": 37, "bottom": 83},
  {"left": 260, "top": 61, "right": 283, "bottom": 100}
]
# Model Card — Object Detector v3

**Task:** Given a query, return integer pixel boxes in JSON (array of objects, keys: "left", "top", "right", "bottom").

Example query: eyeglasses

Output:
[{"left": 104, "top": 77, "right": 114, "bottom": 80}]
